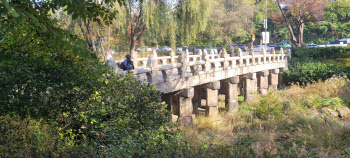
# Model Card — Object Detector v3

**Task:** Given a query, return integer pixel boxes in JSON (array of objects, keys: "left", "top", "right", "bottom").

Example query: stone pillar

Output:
[
  {"left": 278, "top": 67, "right": 288, "bottom": 89},
  {"left": 268, "top": 69, "right": 279, "bottom": 91},
  {"left": 258, "top": 71, "right": 269, "bottom": 95},
  {"left": 244, "top": 73, "right": 256, "bottom": 101},
  {"left": 226, "top": 76, "right": 240, "bottom": 112},
  {"left": 146, "top": 51, "right": 158, "bottom": 84},
  {"left": 177, "top": 51, "right": 188, "bottom": 78},
  {"left": 205, "top": 81, "right": 220, "bottom": 116},
  {"left": 131, "top": 50, "right": 138, "bottom": 69},
  {"left": 192, "top": 87, "right": 200, "bottom": 117},
  {"left": 178, "top": 87, "right": 194, "bottom": 126}
]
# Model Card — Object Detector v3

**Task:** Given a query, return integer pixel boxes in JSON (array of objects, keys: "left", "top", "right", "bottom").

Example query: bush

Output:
[
  {"left": 255, "top": 93, "right": 284, "bottom": 120},
  {"left": 283, "top": 59, "right": 348, "bottom": 84},
  {"left": 292, "top": 47, "right": 350, "bottom": 60}
]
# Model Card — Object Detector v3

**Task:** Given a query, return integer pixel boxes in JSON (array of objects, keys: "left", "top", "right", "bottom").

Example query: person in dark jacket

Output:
[{"left": 120, "top": 54, "right": 134, "bottom": 70}]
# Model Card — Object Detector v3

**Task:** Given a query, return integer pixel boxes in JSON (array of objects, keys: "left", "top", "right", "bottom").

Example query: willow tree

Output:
[
  {"left": 206, "top": 0, "right": 255, "bottom": 45},
  {"left": 176, "top": 0, "right": 211, "bottom": 46}
]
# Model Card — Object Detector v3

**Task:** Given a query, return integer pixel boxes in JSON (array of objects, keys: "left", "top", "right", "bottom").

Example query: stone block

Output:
[
  {"left": 226, "top": 99, "right": 239, "bottom": 113},
  {"left": 179, "top": 97, "right": 193, "bottom": 117},
  {"left": 206, "top": 81, "right": 220, "bottom": 90},
  {"left": 271, "top": 69, "right": 280, "bottom": 74},
  {"left": 177, "top": 116, "right": 193, "bottom": 127},
  {"left": 248, "top": 73, "right": 257, "bottom": 80},
  {"left": 180, "top": 87, "right": 194, "bottom": 98},
  {"left": 205, "top": 106, "right": 218, "bottom": 116},
  {"left": 228, "top": 76, "right": 240, "bottom": 84},
  {"left": 206, "top": 89, "right": 218, "bottom": 107},
  {"left": 260, "top": 70, "right": 269, "bottom": 77}
]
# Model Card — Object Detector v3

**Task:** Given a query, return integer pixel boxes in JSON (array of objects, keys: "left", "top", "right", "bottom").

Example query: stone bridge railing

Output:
[{"left": 107, "top": 48, "right": 291, "bottom": 126}]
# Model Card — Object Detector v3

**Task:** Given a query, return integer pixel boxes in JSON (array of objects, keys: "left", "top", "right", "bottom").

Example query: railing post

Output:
[
  {"left": 177, "top": 51, "right": 188, "bottom": 78},
  {"left": 271, "top": 47, "right": 276, "bottom": 63},
  {"left": 146, "top": 50, "right": 158, "bottom": 84},
  {"left": 131, "top": 50, "right": 138, "bottom": 69},
  {"left": 238, "top": 48, "right": 243, "bottom": 67},
  {"left": 210, "top": 49, "right": 215, "bottom": 59},
  {"left": 279, "top": 47, "right": 284, "bottom": 62},
  {"left": 202, "top": 49, "right": 210, "bottom": 73},
  {"left": 170, "top": 50, "right": 175, "bottom": 64},
  {"left": 186, "top": 49, "right": 190, "bottom": 62},
  {"left": 262, "top": 47, "right": 267, "bottom": 64},
  {"left": 221, "top": 48, "right": 229, "bottom": 69},
  {"left": 250, "top": 48, "right": 255, "bottom": 66},
  {"left": 199, "top": 49, "right": 203, "bottom": 61}
]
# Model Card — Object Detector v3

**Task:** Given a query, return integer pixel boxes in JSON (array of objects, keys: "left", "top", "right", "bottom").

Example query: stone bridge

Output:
[{"left": 107, "top": 48, "right": 291, "bottom": 126}]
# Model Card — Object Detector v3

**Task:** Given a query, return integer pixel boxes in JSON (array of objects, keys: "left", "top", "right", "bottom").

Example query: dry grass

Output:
[{"left": 181, "top": 76, "right": 350, "bottom": 157}]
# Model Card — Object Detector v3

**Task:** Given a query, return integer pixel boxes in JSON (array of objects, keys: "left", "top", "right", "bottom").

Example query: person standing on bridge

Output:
[{"left": 120, "top": 54, "right": 134, "bottom": 70}]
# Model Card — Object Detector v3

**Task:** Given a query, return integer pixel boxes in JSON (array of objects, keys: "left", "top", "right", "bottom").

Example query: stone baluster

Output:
[
  {"left": 225, "top": 76, "right": 240, "bottom": 112},
  {"left": 161, "top": 59, "right": 167, "bottom": 65},
  {"left": 271, "top": 47, "right": 276, "bottom": 63},
  {"left": 258, "top": 71, "right": 269, "bottom": 95},
  {"left": 279, "top": 47, "right": 284, "bottom": 62},
  {"left": 262, "top": 47, "right": 267, "bottom": 64},
  {"left": 146, "top": 51, "right": 158, "bottom": 84},
  {"left": 106, "top": 53, "right": 119, "bottom": 72},
  {"left": 178, "top": 87, "right": 194, "bottom": 126},
  {"left": 206, "top": 81, "right": 220, "bottom": 116},
  {"left": 268, "top": 69, "right": 279, "bottom": 91},
  {"left": 131, "top": 50, "right": 138, "bottom": 69},
  {"left": 210, "top": 49, "right": 215, "bottom": 59},
  {"left": 220, "top": 48, "right": 229, "bottom": 70},
  {"left": 237, "top": 48, "right": 243, "bottom": 67},
  {"left": 170, "top": 50, "right": 175, "bottom": 64},
  {"left": 190, "top": 62, "right": 199, "bottom": 76},
  {"left": 177, "top": 51, "right": 188, "bottom": 78},
  {"left": 244, "top": 73, "right": 256, "bottom": 101},
  {"left": 250, "top": 48, "right": 256, "bottom": 66},
  {"left": 199, "top": 49, "right": 203, "bottom": 61},
  {"left": 161, "top": 66, "right": 173, "bottom": 82},
  {"left": 202, "top": 49, "right": 210, "bottom": 73},
  {"left": 186, "top": 49, "right": 190, "bottom": 62}
]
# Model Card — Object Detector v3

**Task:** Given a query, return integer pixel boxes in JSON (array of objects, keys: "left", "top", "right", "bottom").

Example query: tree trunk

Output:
[{"left": 85, "top": 20, "right": 96, "bottom": 51}]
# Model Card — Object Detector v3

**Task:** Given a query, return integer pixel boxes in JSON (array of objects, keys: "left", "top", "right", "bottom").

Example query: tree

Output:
[
  {"left": 206, "top": 0, "right": 255, "bottom": 45},
  {"left": 274, "top": 0, "right": 327, "bottom": 47},
  {"left": 176, "top": 0, "right": 211, "bottom": 46},
  {"left": 324, "top": 0, "right": 350, "bottom": 23}
]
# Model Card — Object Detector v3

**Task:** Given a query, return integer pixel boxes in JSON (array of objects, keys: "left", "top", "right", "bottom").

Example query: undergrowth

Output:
[{"left": 182, "top": 76, "right": 350, "bottom": 157}]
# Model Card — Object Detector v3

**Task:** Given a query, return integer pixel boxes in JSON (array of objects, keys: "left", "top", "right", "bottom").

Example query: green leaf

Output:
[{"left": 11, "top": 10, "right": 20, "bottom": 17}]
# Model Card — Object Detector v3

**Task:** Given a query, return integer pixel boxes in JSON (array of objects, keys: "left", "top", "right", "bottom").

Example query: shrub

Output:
[
  {"left": 255, "top": 92, "right": 284, "bottom": 120},
  {"left": 292, "top": 47, "right": 350, "bottom": 60}
]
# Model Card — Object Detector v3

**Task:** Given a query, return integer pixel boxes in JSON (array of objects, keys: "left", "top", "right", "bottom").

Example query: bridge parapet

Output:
[{"left": 108, "top": 48, "right": 291, "bottom": 94}]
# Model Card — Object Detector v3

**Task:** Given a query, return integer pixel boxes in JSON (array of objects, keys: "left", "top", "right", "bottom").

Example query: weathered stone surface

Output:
[
  {"left": 337, "top": 107, "right": 350, "bottom": 118},
  {"left": 206, "top": 81, "right": 220, "bottom": 90},
  {"left": 205, "top": 106, "right": 218, "bottom": 116},
  {"left": 177, "top": 116, "right": 193, "bottom": 126},
  {"left": 180, "top": 87, "right": 194, "bottom": 98},
  {"left": 226, "top": 99, "right": 239, "bottom": 113},
  {"left": 179, "top": 97, "right": 193, "bottom": 117},
  {"left": 326, "top": 108, "right": 338, "bottom": 117},
  {"left": 228, "top": 76, "right": 240, "bottom": 84},
  {"left": 206, "top": 88, "right": 218, "bottom": 107}
]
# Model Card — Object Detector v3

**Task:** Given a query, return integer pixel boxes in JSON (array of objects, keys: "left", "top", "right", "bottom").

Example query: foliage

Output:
[{"left": 254, "top": 92, "right": 284, "bottom": 120}]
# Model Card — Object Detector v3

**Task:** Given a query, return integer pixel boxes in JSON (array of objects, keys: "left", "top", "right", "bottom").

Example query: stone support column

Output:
[
  {"left": 258, "top": 71, "right": 269, "bottom": 95},
  {"left": 192, "top": 87, "right": 200, "bottom": 117},
  {"left": 278, "top": 67, "right": 288, "bottom": 89},
  {"left": 268, "top": 69, "right": 279, "bottom": 91},
  {"left": 177, "top": 87, "right": 194, "bottom": 126},
  {"left": 225, "top": 76, "right": 240, "bottom": 112},
  {"left": 205, "top": 81, "right": 220, "bottom": 116},
  {"left": 244, "top": 73, "right": 256, "bottom": 101}
]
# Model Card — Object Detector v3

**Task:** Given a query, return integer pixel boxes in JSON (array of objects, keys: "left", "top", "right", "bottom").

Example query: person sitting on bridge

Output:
[{"left": 120, "top": 54, "right": 134, "bottom": 70}]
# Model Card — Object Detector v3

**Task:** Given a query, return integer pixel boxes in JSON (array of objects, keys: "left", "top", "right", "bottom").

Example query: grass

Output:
[{"left": 181, "top": 76, "right": 350, "bottom": 157}]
